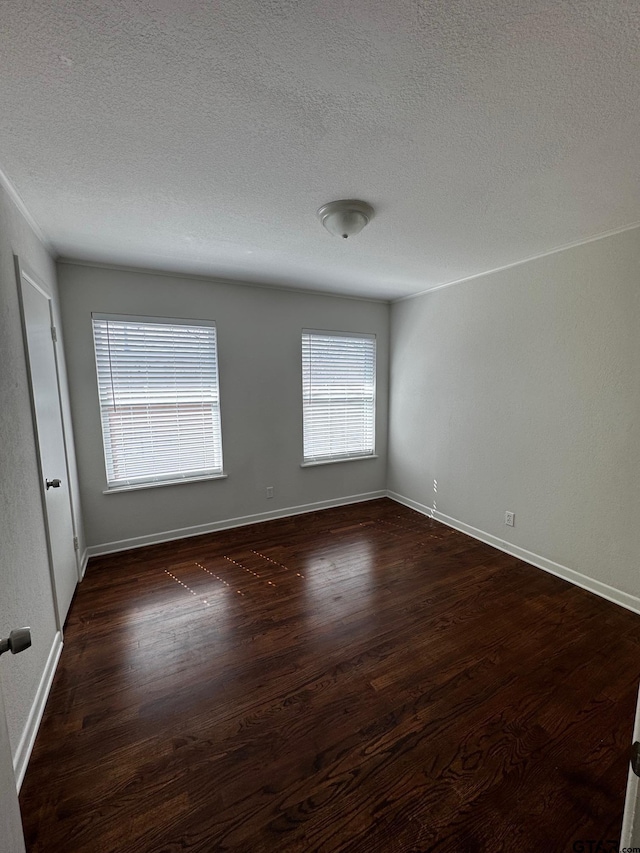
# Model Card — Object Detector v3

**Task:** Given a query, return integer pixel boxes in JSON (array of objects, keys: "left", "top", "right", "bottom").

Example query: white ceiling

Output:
[{"left": 1, "top": 1, "right": 639, "bottom": 300}]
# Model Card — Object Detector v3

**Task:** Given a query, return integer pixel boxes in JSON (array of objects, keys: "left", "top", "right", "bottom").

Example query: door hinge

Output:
[
  {"left": 73, "top": 536, "right": 79, "bottom": 551},
  {"left": 51, "top": 326, "right": 57, "bottom": 343},
  {"left": 631, "top": 742, "right": 640, "bottom": 778}
]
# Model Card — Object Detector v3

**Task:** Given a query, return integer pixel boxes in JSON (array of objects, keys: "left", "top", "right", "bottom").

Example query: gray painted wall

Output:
[
  {"left": 389, "top": 227, "right": 640, "bottom": 600},
  {"left": 0, "top": 185, "right": 83, "bottom": 757},
  {"left": 57, "top": 263, "right": 389, "bottom": 550},
  {"left": 0, "top": 680, "right": 24, "bottom": 852}
]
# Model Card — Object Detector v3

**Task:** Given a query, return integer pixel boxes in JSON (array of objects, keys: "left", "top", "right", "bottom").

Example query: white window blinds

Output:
[
  {"left": 302, "top": 330, "right": 376, "bottom": 463},
  {"left": 92, "top": 315, "right": 223, "bottom": 488}
]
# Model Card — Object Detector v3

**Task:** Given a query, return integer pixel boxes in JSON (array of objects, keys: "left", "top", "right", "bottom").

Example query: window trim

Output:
[
  {"left": 301, "top": 328, "right": 377, "bottom": 466},
  {"left": 300, "top": 455, "right": 379, "bottom": 469},
  {"left": 92, "top": 313, "right": 225, "bottom": 491},
  {"left": 102, "top": 472, "right": 228, "bottom": 495}
]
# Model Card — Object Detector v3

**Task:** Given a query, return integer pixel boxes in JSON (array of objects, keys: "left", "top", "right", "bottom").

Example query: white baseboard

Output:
[
  {"left": 86, "top": 490, "right": 387, "bottom": 558},
  {"left": 13, "top": 631, "right": 63, "bottom": 791},
  {"left": 387, "top": 490, "right": 640, "bottom": 617}
]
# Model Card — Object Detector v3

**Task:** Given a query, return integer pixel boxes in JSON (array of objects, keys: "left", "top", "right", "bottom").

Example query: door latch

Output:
[
  {"left": 631, "top": 742, "right": 640, "bottom": 778},
  {"left": 46, "top": 478, "right": 61, "bottom": 489},
  {"left": 0, "top": 627, "right": 32, "bottom": 657}
]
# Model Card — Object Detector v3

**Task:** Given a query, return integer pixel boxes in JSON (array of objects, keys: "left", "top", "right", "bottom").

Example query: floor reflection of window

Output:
[{"left": 304, "top": 539, "right": 374, "bottom": 622}]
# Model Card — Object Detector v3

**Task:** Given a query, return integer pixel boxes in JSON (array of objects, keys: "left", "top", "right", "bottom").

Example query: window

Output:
[
  {"left": 92, "top": 315, "right": 223, "bottom": 490},
  {"left": 301, "top": 330, "right": 376, "bottom": 464}
]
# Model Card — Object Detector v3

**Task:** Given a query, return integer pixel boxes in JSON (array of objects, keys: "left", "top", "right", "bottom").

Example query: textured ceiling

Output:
[{"left": 0, "top": 0, "right": 639, "bottom": 300}]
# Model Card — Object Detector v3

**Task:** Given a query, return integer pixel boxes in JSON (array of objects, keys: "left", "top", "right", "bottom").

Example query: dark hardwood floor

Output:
[{"left": 19, "top": 498, "right": 640, "bottom": 852}]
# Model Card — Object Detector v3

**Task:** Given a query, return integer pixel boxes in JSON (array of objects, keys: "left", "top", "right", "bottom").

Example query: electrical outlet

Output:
[
  {"left": 266, "top": 486, "right": 274, "bottom": 499},
  {"left": 505, "top": 511, "right": 515, "bottom": 527}
]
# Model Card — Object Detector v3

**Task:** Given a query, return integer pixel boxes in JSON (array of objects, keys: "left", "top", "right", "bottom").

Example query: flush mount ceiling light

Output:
[{"left": 317, "top": 199, "right": 374, "bottom": 239}]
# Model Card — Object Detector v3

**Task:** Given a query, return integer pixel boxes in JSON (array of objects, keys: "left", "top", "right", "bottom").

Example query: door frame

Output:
[{"left": 15, "top": 255, "right": 81, "bottom": 634}]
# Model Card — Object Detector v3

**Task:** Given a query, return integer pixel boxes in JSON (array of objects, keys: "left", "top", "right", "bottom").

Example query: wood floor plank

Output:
[{"left": 19, "top": 498, "right": 640, "bottom": 852}]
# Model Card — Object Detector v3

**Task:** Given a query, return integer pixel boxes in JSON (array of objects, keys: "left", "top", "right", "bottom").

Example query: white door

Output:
[
  {"left": 0, "top": 674, "right": 26, "bottom": 853},
  {"left": 17, "top": 265, "right": 78, "bottom": 628},
  {"left": 621, "top": 685, "right": 640, "bottom": 846}
]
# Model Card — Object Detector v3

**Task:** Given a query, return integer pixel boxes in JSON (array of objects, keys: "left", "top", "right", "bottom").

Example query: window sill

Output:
[
  {"left": 300, "top": 455, "right": 378, "bottom": 468},
  {"left": 103, "top": 473, "right": 228, "bottom": 494}
]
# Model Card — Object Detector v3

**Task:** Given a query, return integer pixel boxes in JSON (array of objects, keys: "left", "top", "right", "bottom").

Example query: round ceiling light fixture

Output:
[{"left": 317, "top": 199, "right": 374, "bottom": 239}]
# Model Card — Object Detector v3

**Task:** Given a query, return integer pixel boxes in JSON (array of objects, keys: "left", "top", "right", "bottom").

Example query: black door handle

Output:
[{"left": 46, "top": 478, "right": 61, "bottom": 489}]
